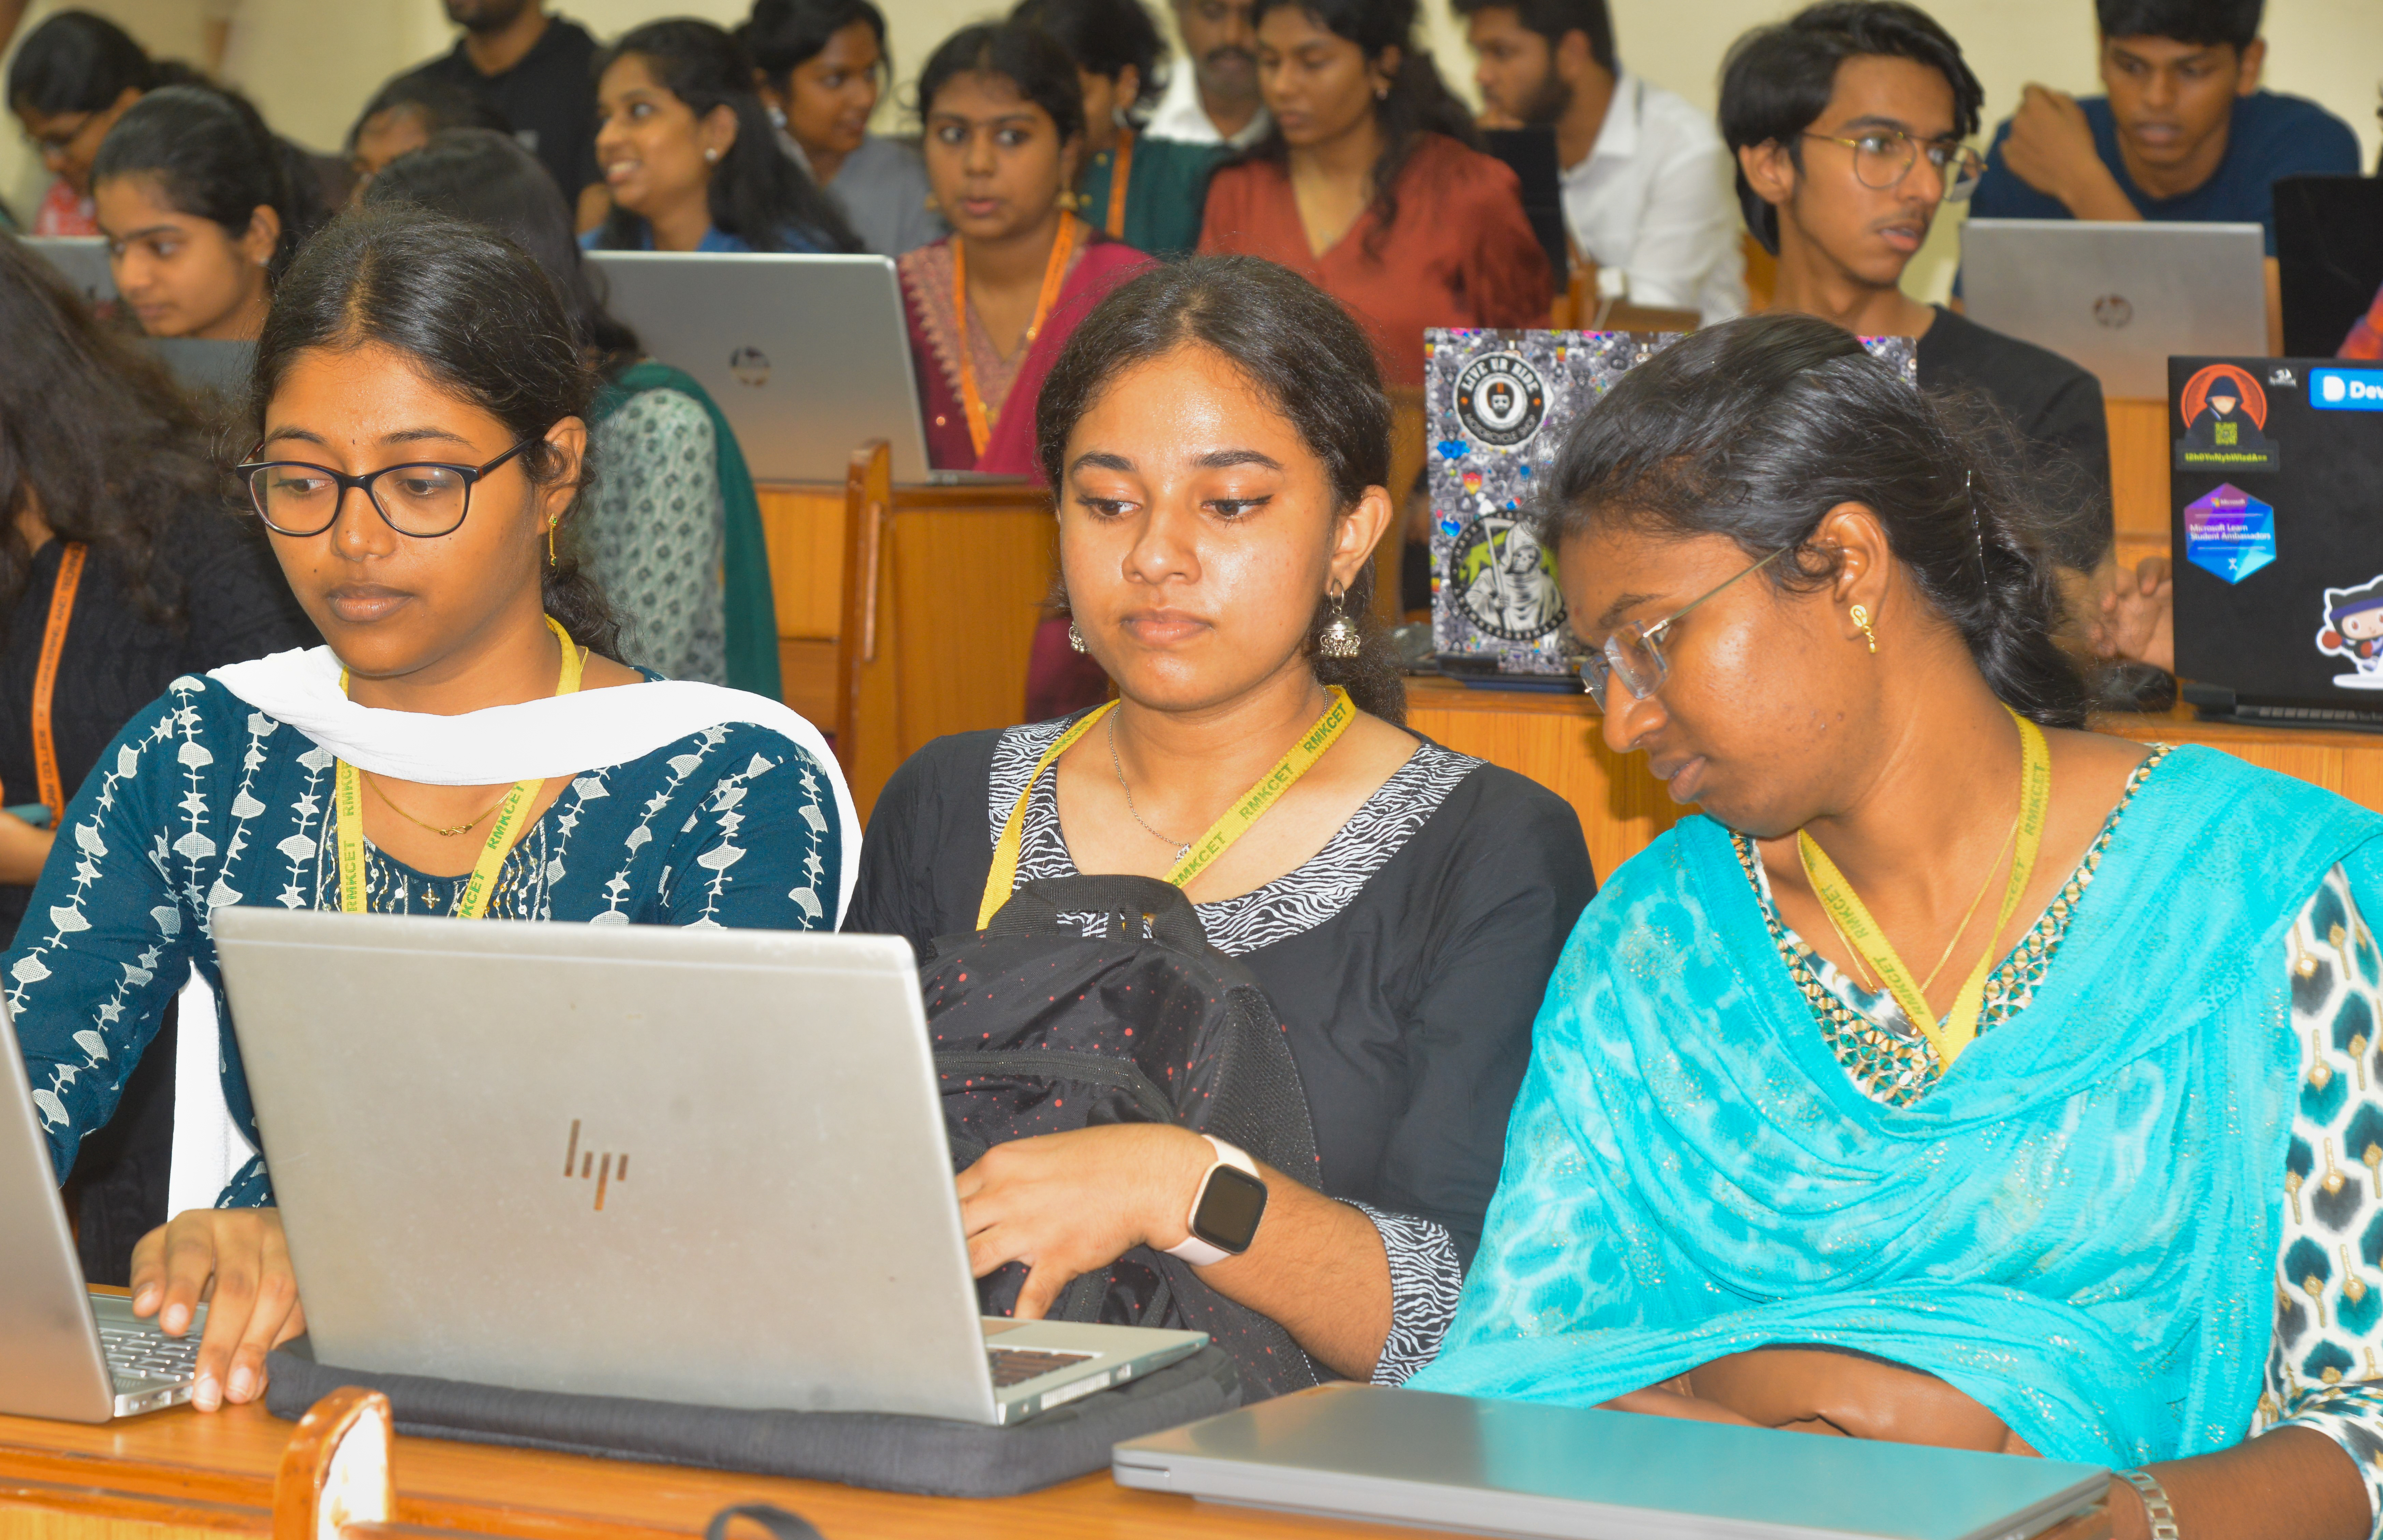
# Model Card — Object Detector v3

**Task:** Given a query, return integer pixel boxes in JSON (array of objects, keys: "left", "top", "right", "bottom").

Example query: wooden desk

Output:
[
  {"left": 0, "top": 1397, "right": 1425, "bottom": 1539},
  {"left": 1407, "top": 675, "right": 2383, "bottom": 880},
  {"left": 2106, "top": 398, "right": 2169, "bottom": 572}
]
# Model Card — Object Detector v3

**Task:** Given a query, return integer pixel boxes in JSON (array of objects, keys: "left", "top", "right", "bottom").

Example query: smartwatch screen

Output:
[{"left": 1191, "top": 1164, "right": 1269, "bottom": 1252}]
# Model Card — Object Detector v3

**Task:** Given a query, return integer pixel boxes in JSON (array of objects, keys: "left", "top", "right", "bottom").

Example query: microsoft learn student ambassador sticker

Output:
[
  {"left": 2182, "top": 483, "right": 2275, "bottom": 584},
  {"left": 1454, "top": 352, "right": 1548, "bottom": 449}
]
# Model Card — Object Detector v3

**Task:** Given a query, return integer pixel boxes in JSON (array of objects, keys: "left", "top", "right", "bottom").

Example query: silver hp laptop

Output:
[
  {"left": 585, "top": 250, "right": 1014, "bottom": 487},
  {"left": 213, "top": 910, "right": 1204, "bottom": 1424},
  {"left": 1117, "top": 1386, "right": 2110, "bottom": 1540},
  {"left": 23, "top": 234, "right": 115, "bottom": 307},
  {"left": 0, "top": 996, "right": 203, "bottom": 1420},
  {"left": 1962, "top": 218, "right": 2267, "bottom": 398}
]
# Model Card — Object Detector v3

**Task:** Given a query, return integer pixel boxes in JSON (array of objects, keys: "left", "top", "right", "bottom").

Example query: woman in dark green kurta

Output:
[{"left": 1011, "top": 0, "right": 1224, "bottom": 258}]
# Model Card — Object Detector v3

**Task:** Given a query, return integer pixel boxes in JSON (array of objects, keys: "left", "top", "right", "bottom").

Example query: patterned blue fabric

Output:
[
  {"left": 10, "top": 674, "right": 842, "bottom": 1207},
  {"left": 1411, "top": 746, "right": 2383, "bottom": 1468}
]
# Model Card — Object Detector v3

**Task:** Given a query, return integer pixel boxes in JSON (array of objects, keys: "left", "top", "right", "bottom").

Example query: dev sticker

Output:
[
  {"left": 2312, "top": 368, "right": 2383, "bottom": 412},
  {"left": 2182, "top": 483, "right": 2275, "bottom": 584}
]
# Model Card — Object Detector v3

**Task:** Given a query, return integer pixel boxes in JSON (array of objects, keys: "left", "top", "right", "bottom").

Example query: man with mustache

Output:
[
  {"left": 1454, "top": 0, "right": 1742, "bottom": 323},
  {"left": 1142, "top": 0, "right": 1270, "bottom": 149},
  {"left": 1967, "top": 0, "right": 2358, "bottom": 256},
  {"left": 1721, "top": 3, "right": 2115, "bottom": 618}
]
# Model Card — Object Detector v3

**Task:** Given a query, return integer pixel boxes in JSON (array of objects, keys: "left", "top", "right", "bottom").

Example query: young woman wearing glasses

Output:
[
  {"left": 6, "top": 206, "right": 860, "bottom": 1416},
  {"left": 1413, "top": 312, "right": 2383, "bottom": 1540}
]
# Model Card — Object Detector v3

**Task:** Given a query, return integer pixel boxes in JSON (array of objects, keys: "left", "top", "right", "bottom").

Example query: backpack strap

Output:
[{"left": 977, "top": 703, "right": 1119, "bottom": 930}]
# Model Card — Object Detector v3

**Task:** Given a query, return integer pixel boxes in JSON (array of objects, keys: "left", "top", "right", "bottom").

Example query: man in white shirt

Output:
[
  {"left": 1144, "top": 0, "right": 1270, "bottom": 148},
  {"left": 1458, "top": 0, "right": 1745, "bottom": 321}
]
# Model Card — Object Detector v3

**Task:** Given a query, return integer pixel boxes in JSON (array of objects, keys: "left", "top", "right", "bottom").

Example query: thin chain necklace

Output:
[
  {"left": 364, "top": 771, "right": 509, "bottom": 839},
  {"left": 1107, "top": 710, "right": 1192, "bottom": 863},
  {"left": 1808, "top": 805, "right": 2022, "bottom": 1008}
]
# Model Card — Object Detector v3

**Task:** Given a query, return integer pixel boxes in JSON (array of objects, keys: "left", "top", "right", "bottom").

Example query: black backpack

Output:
[{"left": 921, "top": 874, "right": 1324, "bottom": 1399}]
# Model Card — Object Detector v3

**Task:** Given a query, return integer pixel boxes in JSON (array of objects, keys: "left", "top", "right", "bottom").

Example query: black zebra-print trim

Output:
[{"left": 1349, "top": 1201, "right": 1465, "bottom": 1385}]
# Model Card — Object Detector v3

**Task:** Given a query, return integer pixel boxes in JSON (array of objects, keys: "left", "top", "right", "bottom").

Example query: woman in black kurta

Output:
[
  {"left": 844, "top": 255, "right": 1595, "bottom": 1387},
  {"left": 0, "top": 232, "right": 318, "bottom": 1282}
]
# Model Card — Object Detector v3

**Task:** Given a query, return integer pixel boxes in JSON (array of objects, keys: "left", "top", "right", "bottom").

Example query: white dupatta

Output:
[{"left": 167, "top": 647, "right": 863, "bottom": 1211}]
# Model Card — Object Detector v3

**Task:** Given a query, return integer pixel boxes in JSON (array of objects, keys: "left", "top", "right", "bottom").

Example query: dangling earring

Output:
[
  {"left": 1319, "top": 586, "right": 1361, "bottom": 658},
  {"left": 547, "top": 516, "right": 560, "bottom": 569},
  {"left": 1067, "top": 620, "right": 1087, "bottom": 653},
  {"left": 1849, "top": 603, "right": 1877, "bottom": 654}
]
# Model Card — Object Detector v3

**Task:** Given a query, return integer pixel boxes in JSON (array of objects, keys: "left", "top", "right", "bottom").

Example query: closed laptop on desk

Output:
[
  {"left": 2169, "top": 356, "right": 2383, "bottom": 728},
  {"left": 1115, "top": 1385, "right": 2109, "bottom": 1540}
]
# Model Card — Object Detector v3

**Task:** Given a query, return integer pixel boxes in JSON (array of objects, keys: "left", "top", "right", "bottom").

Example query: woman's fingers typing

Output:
[{"left": 127, "top": 1208, "right": 302, "bottom": 1411}]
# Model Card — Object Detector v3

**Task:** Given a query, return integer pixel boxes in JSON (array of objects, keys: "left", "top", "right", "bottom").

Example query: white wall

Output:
[{"left": 8, "top": 0, "right": 2378, "bottom": 299}]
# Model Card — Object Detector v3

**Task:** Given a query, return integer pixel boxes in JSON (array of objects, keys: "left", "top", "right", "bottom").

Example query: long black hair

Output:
[
  {"left": 737, "top": 0, "right": 892, "bottom": 95},
  {"left": 591, "top": 18, "right": 860, "bottom": 254},
  {"left": 1036, "top": 256, "right": 1405, "bottom": 723},
  {"left": 251, "top": 207, "right": 623, "bottom": 659},
  {"left": 1010, "top": 0, "right": 1168, "bottom": 128},
  {"left": 3, "top": 10, "right": 197, "bottom": 117},
  {"left": 1538, "top": 313, "right": 2090, "bottom": 728},
  {"left": 362, "top": 128, "right": 641, "bottom": 378},
  {"left": 1242, "top": 0, "right": 1476, "bottom": 261},
  {"left": 915, "top": 22, "right": 1087, "bottom": 147},
  {"left": 0, "top": 231, "right": 215, "bottom": 629},
  {"left": 89, "top": 84, "right": 326, "bottom": 284}
]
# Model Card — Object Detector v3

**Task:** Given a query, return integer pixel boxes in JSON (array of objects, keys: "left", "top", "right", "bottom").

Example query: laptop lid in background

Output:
[
  {"left": 2170, "top": 354, "right": 2383, "bottom": 716},
  {"left": 1116, "top": 1386, "right": 2109, "bottom": 1540},
  {"left": 142, "top": 338, "right": 254, "bottom": 401},
  {"left": 2275, "top": 175, "right": 2383, "bottom": 358},
  {"left": 24, "top": 236, "right": 114, "bottom": 309},
  {"left": 217, "top": 910, "right": 1006, "bottom": 1421},
  {"left": 1961, "top": 219, "right": 2266, "bottom": 398},
  {"left": 584, "top": 251, "right": 938, "bottom": 485}
]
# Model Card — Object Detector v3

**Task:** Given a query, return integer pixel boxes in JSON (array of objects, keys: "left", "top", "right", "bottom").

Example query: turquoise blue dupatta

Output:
[{"left": 1411, "top": 746, "right": 2383, "bottom": 1467}]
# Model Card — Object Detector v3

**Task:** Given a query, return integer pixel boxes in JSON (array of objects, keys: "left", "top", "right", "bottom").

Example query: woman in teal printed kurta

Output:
[
  {"left": 1412, "top": 315, "right": 2383, "bottom": 1539},
  {"left": 6, "top": 206, "right": 856, "bottom": 1418}
]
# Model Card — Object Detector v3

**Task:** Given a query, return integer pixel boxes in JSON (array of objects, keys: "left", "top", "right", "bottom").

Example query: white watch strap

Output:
[{"left": 1163, "top": 1136, "right": 1257, "bottom": 1267}]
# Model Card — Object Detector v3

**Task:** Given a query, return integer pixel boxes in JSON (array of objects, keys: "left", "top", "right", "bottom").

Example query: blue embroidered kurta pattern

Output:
[{"left": 12, "top": 675, "right": 840, "bottom": 1207}]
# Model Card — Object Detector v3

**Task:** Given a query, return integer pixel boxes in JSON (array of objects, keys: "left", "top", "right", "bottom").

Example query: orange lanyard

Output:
[
  {"left": 953, "top": 211, "right": 1079, "bottom": 458},
  {"left": 1104, "top": 129, "right": 1135, "bottom": 239},
  {"left": 18, "top": 542, "right": 85, "bottom": 822}
]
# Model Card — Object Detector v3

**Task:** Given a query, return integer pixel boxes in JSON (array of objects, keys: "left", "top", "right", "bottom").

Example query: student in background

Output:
[
  {"left": 901, "top": 23, "right": 1149, "bottom": 476},
  {"left": 367, "top": 129, "right": 781, "bottom": 697},
  {"left": 1456, "top": 0, "right": 1743, "bottom": 323},
  {"left": 739, "top": 0, "right": 945, "bottom": 259},
  {"left": 1198, "top": 0, "right": 1551, "bottom": 392},
  {"left": 14, "top": 207, "right": 857, "bottom": 1413},
  {"left": 1721, "top": 3, "right": 2114, "bottom": 599},
  {"left": 1967, "top": 0, "right": 2359, "bottom": 254},
  {"left": 1414, "top": 312, "right": 2383, "bottom": 1540},
  {"left": 586, "top": 19, "right": 859, "bottom": 255},
  {"left": 0, "top": 232, "right": 316, "bottom": 1286},
  {"left": 1145, "top": 0, "right": 1268, "bottom": 149},
  {"left": 395, "top": 0, "right": 604, "bottom": 231},
  {"left": 2342, "top": 279, "right": 2383, "bottom": 360},
  {"left": 1013, "top": 0, "right": 1224, "bottom": 258},
  {"left": 89, "top": 85, "right": 324, "bottom": 340},
  {"left": 5, "top": 11, "right": 196, "bottom": 238},
  {"left": 344, "top": 74, "right": 508, "bottom": 202},
  {"left": 849, "top": 256, "right": 1592, "bottom": 1391}
]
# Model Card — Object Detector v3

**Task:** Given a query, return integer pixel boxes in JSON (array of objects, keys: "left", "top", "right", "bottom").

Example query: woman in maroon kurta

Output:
[
  {"left": 1197, "top": 0, "right": 1550, "bottom": 390},
  {"left": 898, "top": 21, "right": 1152, "bottom": 710}
]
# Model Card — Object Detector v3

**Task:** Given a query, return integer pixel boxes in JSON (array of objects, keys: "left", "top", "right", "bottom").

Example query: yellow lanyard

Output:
[
  {"left": 976, "top": 686, "right": 1355, "bottom": 931},
  {"left": 952, "top": 211, "right": 1078, "bottom": 459},
  {"left": 1795, "top": 707, "right": 2052, "bottom": 1068},
  {"left": 335, "top": 615, "right": 584, "bottom": 920}
]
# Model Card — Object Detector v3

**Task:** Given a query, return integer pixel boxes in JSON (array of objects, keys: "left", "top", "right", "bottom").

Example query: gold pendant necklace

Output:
[{"left": 364, "top": 771, "right": 509, "bottom": 838}]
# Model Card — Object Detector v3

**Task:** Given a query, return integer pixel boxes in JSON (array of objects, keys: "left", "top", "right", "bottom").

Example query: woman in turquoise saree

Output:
[{"left": 1410, "top": 314, "right": 2383, "bottom": 1539}]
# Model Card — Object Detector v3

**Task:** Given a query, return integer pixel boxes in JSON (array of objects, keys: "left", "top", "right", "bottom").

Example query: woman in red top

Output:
[{"left": 1197, "top": 0, "right": 1550, "bottom": 390}]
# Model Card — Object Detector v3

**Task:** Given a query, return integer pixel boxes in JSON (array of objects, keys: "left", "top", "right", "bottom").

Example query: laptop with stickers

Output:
[{"left": 2171, "top": 356, "right": 2383, "bottom": 728}]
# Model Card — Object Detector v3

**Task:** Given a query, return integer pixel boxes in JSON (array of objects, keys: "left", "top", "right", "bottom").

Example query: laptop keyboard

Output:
[
  {"left": 100, "top": 1324, "right": 198, "bottom": 1385},
  {"left": 987, "top": 1346, "right": 1094, "bottom": 1388}
]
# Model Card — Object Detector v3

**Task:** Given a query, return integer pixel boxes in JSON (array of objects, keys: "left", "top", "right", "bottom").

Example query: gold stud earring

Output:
[{"left": 1849, "top": 603, "right": 1877, "bottom": 653}]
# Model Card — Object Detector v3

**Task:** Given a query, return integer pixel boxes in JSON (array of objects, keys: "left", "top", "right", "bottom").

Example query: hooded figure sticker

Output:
[
  {"left": 2317, "top": 576, "right": 2383, "bottom": 688},
  {"left": 2176, "top": 363, "right": 2280, "bottom": 472}
]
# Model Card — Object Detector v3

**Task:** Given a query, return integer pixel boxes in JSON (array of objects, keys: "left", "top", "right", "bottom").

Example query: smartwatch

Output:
[{"left": 1163, "top": 1135, "right": 1269, "bottom": 1266}]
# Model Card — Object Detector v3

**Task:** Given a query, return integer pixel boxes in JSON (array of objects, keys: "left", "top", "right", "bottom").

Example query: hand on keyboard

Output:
[{"left": 128, "top": 1207, "right": 306, "bottom": 1412}]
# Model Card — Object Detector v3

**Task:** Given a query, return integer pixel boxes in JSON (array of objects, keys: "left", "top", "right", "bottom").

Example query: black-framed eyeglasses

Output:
[
  {"left": 1802, "top": 128, "right": 1986, "bottom": 202},
  {"left": 234, "top": 440, "right": 535, "bottom": 538},
  {"left": 1579, "top": 547, "right": 1790, "bottom": 711}
]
